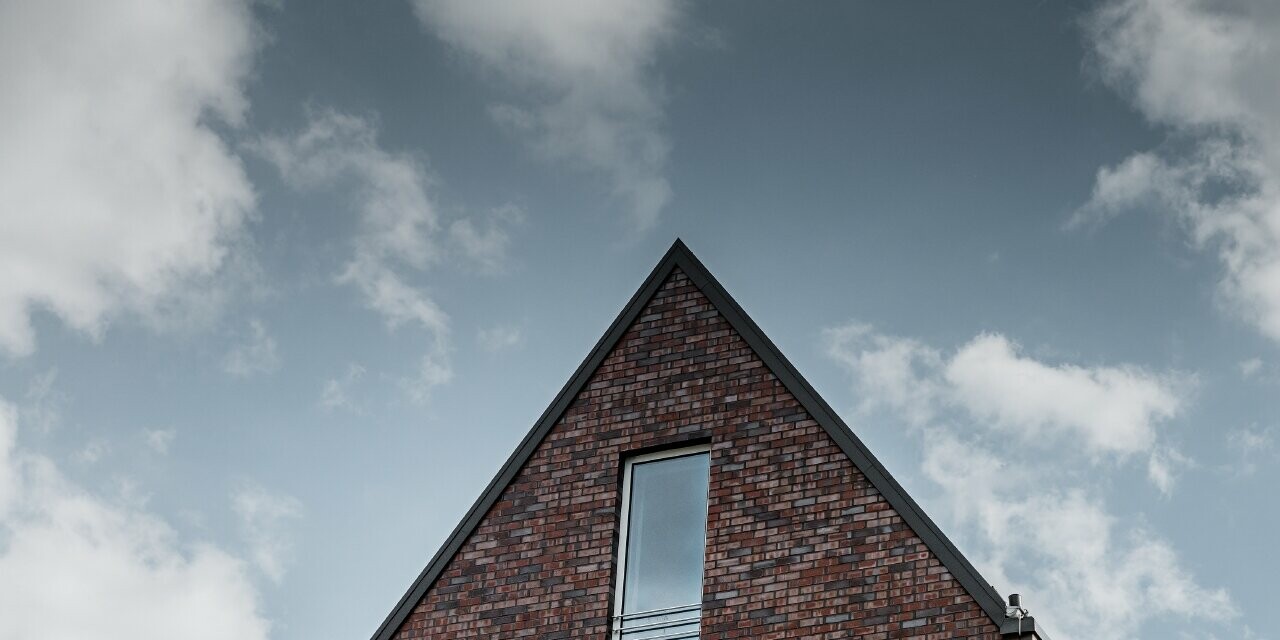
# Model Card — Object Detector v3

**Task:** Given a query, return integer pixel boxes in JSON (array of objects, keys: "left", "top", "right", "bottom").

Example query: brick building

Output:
[{"left": 372, "top": 240, "right": 1049, "bottom": 640}]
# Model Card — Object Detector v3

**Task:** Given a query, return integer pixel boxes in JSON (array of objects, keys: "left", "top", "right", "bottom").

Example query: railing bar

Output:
[
  {"left": 619, "top": 615, "right": 700, "bottom": 625},
  {"left": 616, "top": 617, "right": 699, "bottom": 632},
  {"left": 614, "top": 603, "right": 701, "bottom": 640},
  {"left": 615, "top": 603, "right": 701, "bottom": 619},
  {"left": 618, "top": 631, "right": 700, "bottom": 640}
]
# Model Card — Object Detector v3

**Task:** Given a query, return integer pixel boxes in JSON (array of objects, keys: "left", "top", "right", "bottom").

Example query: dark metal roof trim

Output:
[
  {"left": 1002, "top": 617, "right": 1051, "bottom": 640},
  {"left": 370, "top": 239, "right": 1035, "bottom": 640}
]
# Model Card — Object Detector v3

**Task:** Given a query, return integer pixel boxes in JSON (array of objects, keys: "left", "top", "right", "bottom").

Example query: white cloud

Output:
[
  {"left": 1078, "top": 0, "right": 1280, "bottom": 343},
  {"left": 1147, "top": 445, "right": 1195, "bottom": 497},
  {"left": 0, "top": 403, "right": 16, "bottom": 516},
  {"left": 258, "top": 109, "right": 520, "bottom": 402},
  {"left": 413, "top": 0, "right": 681, "bottom": 229},
  {"left": 923, "top": 433, "right": 1235, "bottom": 640},
  {"left": 145, "top": 428, "right": 177, "bottom": 456},
  {"left": 944, "top": 333, "right": 1184, "bottom": 457},
  {"left": 400, "top": 355, "right": 454, "bottom": 405},
  {"left": 255, "top": 110, "right": 440, "bottom": 272},
  {"left": 21, "top": 368, "right": 64, "bottom": 434},
  {"left": 0, "top": 0, "right": 261, "bottom": 357},
  {"left": 824, "top": 326, "right": 1186, "bottom": 459},
  {"left": 448, "top": 204, "right": 523, "bottom": 274},
  {"left": 341, "top": 259, "right": 448, "bottom": 337},
  {"left": 257, "top": 110, "right": 455, "bottom": 402},
  {"left": 231, "top": 484, "right": 302, "bottom": 584},
  {"left": 222, "top": 319, "right": 281, "bottom": 378},
  {"left": 822, "top": 323, "right": 945, "bottom": 427},
  {"left": 0, "top": 398, "right": 271, "bottom": 639},
  {"left": 320, "top": 363, "right": 366, "bottom": 413},
  {"left": 75, "top": 438, "right": 111, "bottom": 465},
  {"left": 1239, "top": 357, "right": 1264, "bottom": 379},
  {"left": 477, "top": 324, "right": 523, "bottom": 353},
  {"left": 1226, "top": 425, "right": 1276, "bottom": 476},
  {"left": 1085, "top": 0, "right": 1276, "bottom": 130},
  {"left": 825, "top": 323, "right": 1231, "bottom": 639}
]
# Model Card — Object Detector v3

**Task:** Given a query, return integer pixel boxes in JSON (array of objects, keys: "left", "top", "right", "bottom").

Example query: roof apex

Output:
[{"left": 371, "top": 239, "right": 1035, "bottom": 640}]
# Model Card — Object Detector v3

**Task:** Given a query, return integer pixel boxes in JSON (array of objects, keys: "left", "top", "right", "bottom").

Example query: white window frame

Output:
[{"left": 611, "top": 443, "right": 712, "bottom": 640}]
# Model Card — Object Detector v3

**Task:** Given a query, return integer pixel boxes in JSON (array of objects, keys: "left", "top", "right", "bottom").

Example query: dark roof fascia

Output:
[
  {"left": 1001, "top": 617, "right": 1050, "bottom": 640},
  {"left": 369, "top": 241, "right": 690, "bottom": 640},
  {"left": 371, "top": 239, "right": 1031, "bottom": 640},
  {"left": 673, "top": 244, "right": 1014, "bottom": 627}
]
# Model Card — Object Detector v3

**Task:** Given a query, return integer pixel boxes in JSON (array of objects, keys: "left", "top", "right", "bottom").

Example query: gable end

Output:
[{"left": 371, "top": 240, "right": 1034, "bottom": 640}]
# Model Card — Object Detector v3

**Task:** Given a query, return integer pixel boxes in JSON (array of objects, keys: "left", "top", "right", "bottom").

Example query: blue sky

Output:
[{"left": 1, "top": 1, "right": 1277, "bottom": 639}]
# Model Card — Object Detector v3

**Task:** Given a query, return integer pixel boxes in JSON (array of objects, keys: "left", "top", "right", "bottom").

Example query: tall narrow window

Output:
[{"left": 612, "top": 445, "right": 711, "bottom": 640}]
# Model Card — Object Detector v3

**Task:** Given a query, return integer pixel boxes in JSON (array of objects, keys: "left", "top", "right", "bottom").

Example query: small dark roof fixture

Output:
[
  {"left": 1005, "top": 593, "right": 1043, "bottom": 640},
  {"left": 1007, "top": 593, "right": 1026, "bottom": 615}
]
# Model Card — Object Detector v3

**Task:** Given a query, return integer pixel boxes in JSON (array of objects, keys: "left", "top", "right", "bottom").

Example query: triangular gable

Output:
[{"left": 371, "top": 239, "right": 1040, "bottom": 639}]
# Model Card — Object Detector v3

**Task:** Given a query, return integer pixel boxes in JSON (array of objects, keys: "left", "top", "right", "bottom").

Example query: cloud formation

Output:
[
  {"left": 20, "top": 369, "right": 64, "bottom": 434},
  {"left": 824, "top": 323, "right": 1230, "bottom": 639},
  {"left": 0, "top": 0, "right": 261, "bottom": 357},
  {"left": 320, "top": 364, "right": 367, "bottom": 413},
  {"left": 824, "top": 325, "right": 1186, "bottom": 460},
  {"left": 447, "top": 205, "right": 523, "bottom": 275},
  {"left": 232, "top": 483, "right": 302, "bottom": 584},
  {"left": 145, "top": 428, "right": 177, "bottom": 456},
  {"left": 0, "top": 399, "right": 271, "bottom": 640},
  {"left": 945, "top": 333, "right": 1183, "bottom": 457},
  {"left": 258, "top": 109, "right": 521, "bottom": 402},
  {"left": 1077, "top": 0, "right": 1280, "bottom": 343},
  {"left": 257, "top": 110, "right": 454, "bottom": 402},
  {"left": 477, "top": 324, "right": 523, "bottom": 353},
  {"left": 222, "top": 319, "right": 281, "bottom": 378},
  {"left": 413, "top": 0, "right": 681, "bottom": 229},
  {"left": 923, "top": 433, "right": 1234, "bottom": 639},
  {"left": 1226, "top": 425, "right": 1276, "bottom": 476}
]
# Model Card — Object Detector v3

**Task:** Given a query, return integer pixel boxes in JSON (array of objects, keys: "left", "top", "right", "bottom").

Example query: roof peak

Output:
[{"left": 371, "top": 240, "right": 1037, "bottom": 640}]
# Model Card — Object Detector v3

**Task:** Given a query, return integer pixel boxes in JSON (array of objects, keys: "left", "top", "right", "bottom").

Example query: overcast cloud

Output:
[
  {"left": 412, "top": 0, "right": 681, "bottom": 229},
  {"left": 0, "top": 399, "right": 272, "bottom": 640},
  {"left": 1078, "top": 0, "right": 1280, "bottom": 343},
  {"left": 1, "top": 2, "right": 1275, "bottom": 639},
  {"left": 825, "top": 323, "right": 1231, "bottom": 640},
  {"left": 0, "top": 0, "right": 261, "bottom": 357}
]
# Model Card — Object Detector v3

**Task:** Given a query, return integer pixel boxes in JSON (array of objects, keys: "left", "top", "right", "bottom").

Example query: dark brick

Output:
[{"left": 391, "top": 270, "right": 999, "bottom": 640}]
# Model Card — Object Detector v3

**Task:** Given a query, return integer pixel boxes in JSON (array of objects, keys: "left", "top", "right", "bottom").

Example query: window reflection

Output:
[{"left": 614, "top": 449, "right": 710, "bottom": 640}]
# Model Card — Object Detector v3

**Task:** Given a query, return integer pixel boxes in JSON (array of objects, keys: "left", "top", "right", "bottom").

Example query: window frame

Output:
[{"left": 611, "top": 443, "right": 712, "bottom": 640}]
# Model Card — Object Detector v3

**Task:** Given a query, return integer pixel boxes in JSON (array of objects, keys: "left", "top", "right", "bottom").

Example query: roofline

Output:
[
  {"left": 1002, "top": 617, "right": 1051, "bottom": 640},
  {"left": 370, "top": 239, "right": 1035, "bottom": 640}
]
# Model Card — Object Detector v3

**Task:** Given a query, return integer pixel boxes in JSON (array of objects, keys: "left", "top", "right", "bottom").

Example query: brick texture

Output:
[{"left": 392, "top": 269, "right": 1000, "bottom": 639}]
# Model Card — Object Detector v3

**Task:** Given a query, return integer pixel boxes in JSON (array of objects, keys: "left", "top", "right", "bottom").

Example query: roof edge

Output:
[
  {"left": 369, "top": 241, "right": 689, "bottom": 640},
  {"left": 1002, "top": 616, "right": 1050, "bottom": 640},
  {"left": 672, "top": 243, "right": 1013, "bottom": 626},
  {"left": 370, "top": 238, "right": 1033, "bottom": 639}
]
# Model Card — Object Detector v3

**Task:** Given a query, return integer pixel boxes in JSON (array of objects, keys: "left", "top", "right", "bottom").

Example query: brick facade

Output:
[{"left": 391, "top": 269, "right": 1001, "bottom": 639}]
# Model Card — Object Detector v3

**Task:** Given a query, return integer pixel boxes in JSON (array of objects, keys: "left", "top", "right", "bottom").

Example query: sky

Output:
[{"left": 0, "top": 1, "right": 1277, "bottom": 639}]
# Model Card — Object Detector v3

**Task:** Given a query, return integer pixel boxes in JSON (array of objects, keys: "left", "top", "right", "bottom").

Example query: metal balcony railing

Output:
[{"left": 612, "top": 603, "right": 701, "bottom": 640}]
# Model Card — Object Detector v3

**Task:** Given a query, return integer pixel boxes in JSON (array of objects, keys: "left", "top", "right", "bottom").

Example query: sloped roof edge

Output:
[{"left": 371, "top": 239, "right": 1023, "bottom": 640}]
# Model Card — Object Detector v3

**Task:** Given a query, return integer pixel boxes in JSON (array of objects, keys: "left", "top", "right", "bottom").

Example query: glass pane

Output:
[{"left": 622, "top": 452, "right": 710, "bottom": 616}]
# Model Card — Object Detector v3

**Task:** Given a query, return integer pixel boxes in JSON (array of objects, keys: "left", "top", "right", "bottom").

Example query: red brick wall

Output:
[{"left": 392, "top": 269, "right": 999, "bottom": 639}]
